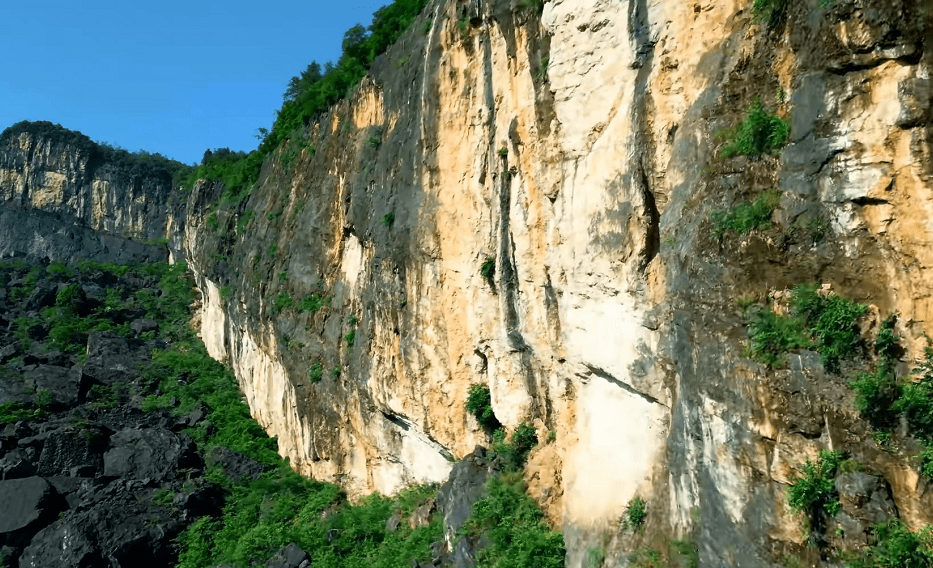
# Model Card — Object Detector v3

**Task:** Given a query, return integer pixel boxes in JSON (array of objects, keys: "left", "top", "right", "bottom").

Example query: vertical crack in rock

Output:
[{"left": 627, "top": 0, "right": 661, "bottom": 275}]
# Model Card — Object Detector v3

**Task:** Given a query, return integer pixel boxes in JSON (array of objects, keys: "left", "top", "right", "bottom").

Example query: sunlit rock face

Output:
[{"left": 2, "top": 0, "right": 932, "bottom": 564}]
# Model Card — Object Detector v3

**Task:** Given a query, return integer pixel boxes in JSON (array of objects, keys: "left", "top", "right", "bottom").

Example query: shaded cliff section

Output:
[{"left": 0, "top": 121, "right": 188, "bottom": 265}]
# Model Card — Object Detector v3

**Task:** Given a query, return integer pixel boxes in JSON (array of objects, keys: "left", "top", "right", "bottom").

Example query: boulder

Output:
[
  {"left": 18, "top": 519, "right": 102, "bottom": 568},
  {"left": 0, "top": 447, "right": 38, "bottom": 480},
  {"left": 103, "top": 428, "right": 201, "bottom": 482},
  {"left": 130, "top": 318, "right": 158, "bottom": 336},
  {"left": 0, "top": 477, "right": 58, "bottom": 534},
  {"left": 82, "top": 332, "right": 145, "bottom": 386},
  {"left": 24, "top": 283, "right": 57, "bottom": 311},
  {"left": 37, "top": 429, "right": 106, "bottom": 477},
  {"left": 24, "top": 365, "right": 81, "bottom": 409},
  {"left": 206, "top": 446, "right": 265, "bottom": 483},
  {"left": 266, "top": 543, "right": 308, "bottom": 568}
]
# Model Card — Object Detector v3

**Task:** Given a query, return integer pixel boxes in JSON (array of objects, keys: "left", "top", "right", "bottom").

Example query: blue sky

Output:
[{"left": 2, "top": 1, "right": 392, "bottom": 165}]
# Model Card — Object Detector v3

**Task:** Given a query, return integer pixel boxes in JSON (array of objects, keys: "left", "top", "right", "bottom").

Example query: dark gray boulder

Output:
[
  {"left": 36, "top": 429, "right": 106, "bottom": 477},
  {"left": 435, "top": 446, "right": 498, "bottom": 568},
  {"left": 206, "top": 446, "right": 265, "bottom": 483},
  {"left": 24, "top": 365, "right": 81, "bottom": 409},
  {"left": 266, "top": 543, "right": 308, "bottom": 568},
  {"left": 0, "top": 477, "right": 58, "bottom": 533},
  {"left": 82, "top": 332, "right": 145, "bottom": 386},
  {"left": 103, "top": 428, "right": 200, "bottom": 482}
]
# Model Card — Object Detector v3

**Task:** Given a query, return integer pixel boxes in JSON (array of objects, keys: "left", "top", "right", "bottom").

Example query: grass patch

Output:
[
  {"left": 625, "top": 496, "right": 648, "bottom": 530},
  {"left": 721, "top": 99, "right": 790, "bottom": 159},
  {"left": 711, "top": 189, "right": 780, "bottom": 239}
]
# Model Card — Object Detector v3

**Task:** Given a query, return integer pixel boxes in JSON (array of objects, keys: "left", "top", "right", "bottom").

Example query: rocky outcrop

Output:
[{"left": 181, "top": 0, "right": 933, "bottom": 564}]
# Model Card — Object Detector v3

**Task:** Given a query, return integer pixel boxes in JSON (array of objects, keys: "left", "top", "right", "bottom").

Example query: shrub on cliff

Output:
[
  {"left": 466, "top": 384, "right": 500, "bottom": 430},
  {"left": 721, "top": 99, "right": 790, "bottom": 159}
]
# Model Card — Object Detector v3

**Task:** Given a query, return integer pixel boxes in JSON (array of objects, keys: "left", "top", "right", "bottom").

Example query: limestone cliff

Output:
[{"left": 2, "top": 0, "right": 933, "bottom": 565}]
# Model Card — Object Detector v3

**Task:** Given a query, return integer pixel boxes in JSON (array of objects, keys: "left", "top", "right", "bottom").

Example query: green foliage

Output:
[
  {"left": 152, "top": 488, "right": 175, "bottom": 508},
  {"left": 237, "top": 210, "right": 255, "bottom": 234},
  {"left": 220, "top": 285, "right": 234, "bottom": 300},
  {"left": 267, "top": 0, "right": 430, "bottom": 153},
  {"left": 0, "top": 402, "right": 45, "bottom": 425},
  {"left": 721, "top": 99, "right": 790, "bottom": 159},
  {"left": 791, "top": 284, "right": 867, "bottom": 371},
  {"left": 367, "top": 126, "right": 385, "bottom": 149},
  {"left": 744, "top": 305, "right": 809, "bottom": 367},
  {"left": 34, "top": 389, "right": 53, "bottom": 410},
  {"left": 848, "top": 520, "right": 933, "bottom": 568},
  {"left": 752, "top": 0, "right": 786, "bottom": 26},
  {"left": 271, "top": 292, "right": 293, "bottom": 315},
  {"left": 787, "top": 450, "right": 842, "bottom": 526},
  {"left": 498, "top": 147, "right": 508, "bottom": 157},
  {"left": 178, "top": 468, "right": 441, "bottom": 568},
  {"left": 629, "top": 548, "right": 665, "bottom": 568},
  {"left": 625, "top": 496, "right": 647, "bottom": 529},
  {"left": 710, "top": 189, "right": 780, "bottom": 239},
  {"left": 852, "top": 361, "right": 900, "bottom": 430},
  {"left": 480, "top": 257, "right": 495, "bottom": 285},
  {"left": 463, "top": 472, "right": 565, "bottom": 568},
  {"left": 586, "top": 547, "right": 606, "bottom": 568},
  {"left": 308, "top": 362, "right": 323, "bottom": 383},
  {"left": 744, "top": 285, "right": 867, "bottom": 371},
  {"left": 268, "top": 242, "right": 278, "bottom": 256},
  {"left": 207, "top": 213, "right": 220, "bottom": 231},
  {"left": 491, "top": 423, "right": 537, "bottom": 471},
  {"left": 278, "top": 270, "right": 288, "bottom": 282},
  {"left": 46, "top": 260, "right": 74, "bottom": 278},
  {"left": 466, "top": 384, "right": 500, "bottom": 430},
  {"left": 299, "top": 293, "right": 330, "bottom": 314},
  {"left": 344, "top": 330, "right": 356, "bottom": 347},
  {"left": 382, "top": 212, "right": 395, "bottom": 227},
  {"left": 0, "top": 121, "right": 194, "bottom": 188}
]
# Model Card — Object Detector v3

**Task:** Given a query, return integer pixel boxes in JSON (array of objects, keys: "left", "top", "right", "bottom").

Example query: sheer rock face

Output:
[
  {"left": 0, "top": 128, "right": 184, "bottom": 263},
  {"left": 2, "top": 0, "right": 933, "bottom": 564}
]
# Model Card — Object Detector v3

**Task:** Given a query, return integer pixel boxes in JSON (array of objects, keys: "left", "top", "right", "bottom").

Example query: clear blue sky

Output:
[{"left": 2, "top": 1, "right": 391, "bottom": 165}]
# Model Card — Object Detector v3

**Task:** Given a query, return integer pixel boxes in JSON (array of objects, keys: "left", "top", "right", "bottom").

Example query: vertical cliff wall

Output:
[{"left": 3, "top": 0, "right": 933, "bottom": 565}]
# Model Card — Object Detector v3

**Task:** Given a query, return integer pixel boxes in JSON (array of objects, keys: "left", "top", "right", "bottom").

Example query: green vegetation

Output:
[
  {"left": 625, "top": 496, "right": 648, "bottom": 530},
  {"left": 853, "top": 328, "right": 933, "bottom": 476},
  {"left": 847, "top": 520, "right": 933, "bottom": 568},
  {"left": 271, "top": 292, "right": 294, "bottom": 315},
  {"left": 382, "top": 212, "right": 395, "bottom": 227},
  {"left": 721, "top": 99, "right": 790, "bottom": 159},
  {"left": 220, "top": 285, "right": 234, "bottom": 300},
  {"left": 491, "top": 422, "right": 537, "bottom": 472},
  {"left": 480, "top": 256, "right": 495, "bottom": 285},
  {"left": 344, "top": 330, "right": 356, "bottom": 348},
  {"left": 0, "top": 121, "right": 195, "bottom": 187},
  {"left": 744, "top": 284, "right": 867, "bottom": 371},
  {"left": 787, "top": 450, "right": 842, "bottom": 536},
  {"left": 299, "top": 292, "right": 330, "bottom": 314},
  {"left": 462, "top": 472, "right": 565, "bottom": 568},
  {"left": 586, "top": 547, "right": 606, "bottom": 568},
  {"left": 710, "top": 189, "right": 780, "bottom": 239},
  {"left": 751, "top": 0, "right": 786, "bottom": 26},
  {"left": 308, "top": 362, "right": 323, "bottom": 383},
  {"left": 466, "top": 384, "right": 500, "bottom": 430},
  {"left": 0, "top": 402, "right": 46, "bottom": 425},
  {"left": 498, "top": 147, "right": 508, "bottom": 157}
]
